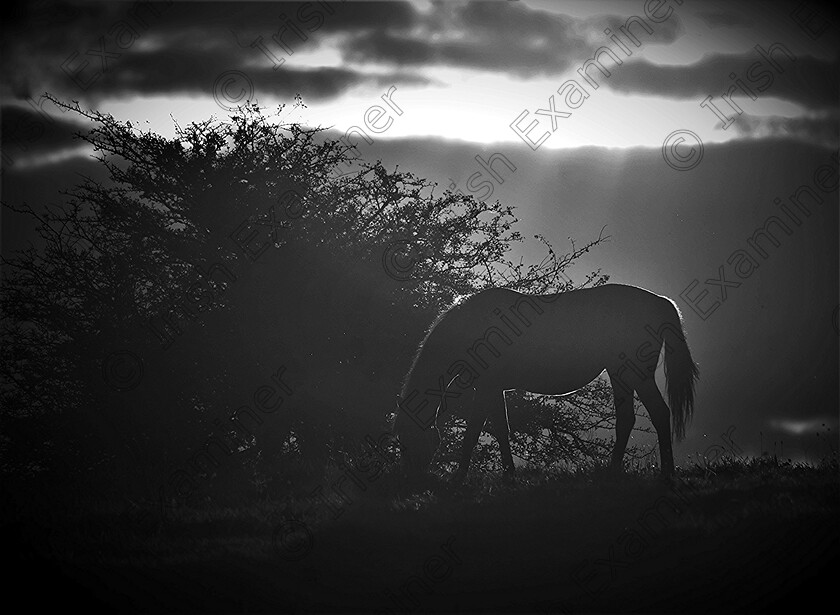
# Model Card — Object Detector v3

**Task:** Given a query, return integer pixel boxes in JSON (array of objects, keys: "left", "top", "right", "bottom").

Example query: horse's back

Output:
[{"left": 460, "top": 284, "right": 671, "bottom": 330}]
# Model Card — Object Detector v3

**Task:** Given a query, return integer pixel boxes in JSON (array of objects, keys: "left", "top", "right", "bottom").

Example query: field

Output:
[{"left": 7, "top": 457, "right": 838, "bottom": 613}]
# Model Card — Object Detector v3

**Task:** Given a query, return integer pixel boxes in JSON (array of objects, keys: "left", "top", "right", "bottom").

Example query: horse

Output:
[{"left": 393, "top": 284, "right": 698, "bottom": 481}]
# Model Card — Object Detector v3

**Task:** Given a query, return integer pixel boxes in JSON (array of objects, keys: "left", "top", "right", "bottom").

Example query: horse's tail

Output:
[{"left": 661, "top": 299, "right": 699, "bottom": 441}]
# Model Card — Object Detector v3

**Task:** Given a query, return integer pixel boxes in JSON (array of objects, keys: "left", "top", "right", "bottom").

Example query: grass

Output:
[{"left": 8, "top": 456, "right": 838, "bottom": 612}]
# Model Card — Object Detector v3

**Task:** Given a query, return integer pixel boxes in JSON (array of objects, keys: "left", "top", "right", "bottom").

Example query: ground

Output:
[{"left": 8, "top": 458, "right": 838, "bottom": 613}]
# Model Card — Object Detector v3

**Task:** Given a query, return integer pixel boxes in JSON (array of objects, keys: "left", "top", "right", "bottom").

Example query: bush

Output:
[{"left": 2, "top": 97, "right": 610, "bottom": 502}]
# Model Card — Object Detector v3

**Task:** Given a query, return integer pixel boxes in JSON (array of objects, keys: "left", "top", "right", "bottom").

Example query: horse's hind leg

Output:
[
  {"left": 488, "top": 391, "right": 515, "bottom": 475},
  {"left": 636, "top": 380, "right": 675, "bottom": 477},
  {"left": 607, "top": 371, "right": 635, "bottom": 473},
  {"left": 454, "top": 404, "right": 486, "bottom": 482}
]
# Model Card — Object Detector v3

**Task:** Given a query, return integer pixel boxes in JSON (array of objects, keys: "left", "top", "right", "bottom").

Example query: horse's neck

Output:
[{"left": 399, "top": 358, "right": 450, "bottom": 430}]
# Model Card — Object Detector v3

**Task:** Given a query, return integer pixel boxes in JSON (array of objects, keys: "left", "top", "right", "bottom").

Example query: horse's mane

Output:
[{"left": 399, "top": 294, "right": 469, "bottom": 398}]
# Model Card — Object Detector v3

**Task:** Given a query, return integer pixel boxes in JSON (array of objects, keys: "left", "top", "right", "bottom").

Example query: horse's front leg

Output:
[{"left": 454, "top": 415, "right": 484, "bottom": 482}]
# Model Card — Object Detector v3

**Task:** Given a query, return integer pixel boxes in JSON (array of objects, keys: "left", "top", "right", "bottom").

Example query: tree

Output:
[{"left": 1, "top": 96, "right": 612, "bottom": 502}]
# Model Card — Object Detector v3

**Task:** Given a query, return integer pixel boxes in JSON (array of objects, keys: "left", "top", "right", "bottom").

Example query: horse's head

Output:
[{"left": 392, "top": 399, "right": 440, "bottom": 480}]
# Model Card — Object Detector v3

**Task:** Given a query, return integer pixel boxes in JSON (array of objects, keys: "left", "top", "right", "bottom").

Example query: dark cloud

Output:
[
  {"left": 100, "top": 49, "right": 430, "bottom": 101},
  {"left": 603, "top": 52, "right": 839, "bottom": 110},
  {"left": 694, "top": 10, "right": 754, "bottom": 28},
  {"left": 1, "top": 0, "right": 84, "bottom": 28},
  {"left": 1, "top": 0, "right": 685, "bottom": 104},
  {"left": 1, "top": 103, "right": 89, "bottom": 169},
  {"left": 1, "top": 1, "right": 421, "bottom": 100},
  {"left": 4, "top": 41, "right": 429, "bottom": 104},
  {"left": 342, "top": 1, "right": 683, "bottom": 77},
  {"left": 0, "top": 1, "right": 417, "bottom": 47},
  {"left": 343, "top": 31, "right": 581, "bottom": 77}
]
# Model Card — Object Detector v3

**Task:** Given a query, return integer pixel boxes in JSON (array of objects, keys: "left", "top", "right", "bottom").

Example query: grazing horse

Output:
[{"left": 393, "top": 284, "right": 698, "bottom": 480}]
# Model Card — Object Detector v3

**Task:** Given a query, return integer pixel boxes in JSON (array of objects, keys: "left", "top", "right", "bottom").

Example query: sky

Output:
[{"left": 2, "top": 0, "right": 838, "bottom": 463}]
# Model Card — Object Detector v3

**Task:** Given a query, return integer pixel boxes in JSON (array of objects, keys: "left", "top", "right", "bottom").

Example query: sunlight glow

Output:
[{"left": 770, "top": 418, "right": 832, "bottom": 435}]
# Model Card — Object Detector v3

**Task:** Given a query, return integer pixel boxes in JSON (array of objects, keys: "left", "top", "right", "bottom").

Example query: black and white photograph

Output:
[{"left": 1, "top": 0, "right": 838, "bottom": 612}]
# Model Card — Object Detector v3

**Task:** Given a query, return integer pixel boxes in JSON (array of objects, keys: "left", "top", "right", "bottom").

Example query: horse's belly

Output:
[{"left": 490, "top": 361, "right": 604, "bottom": 396}]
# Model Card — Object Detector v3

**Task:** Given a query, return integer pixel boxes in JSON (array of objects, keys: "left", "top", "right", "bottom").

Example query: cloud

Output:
[
  {"left": 1, "top": 103, "right": 90, "bottom": 169},
  {"left": 1, "top": 0, "right": 685, "bottom": 105},
  {"left": 107, "top": 50, "right": 431, "bottom": 101},
  {"left": 0, "top": 1, "right": 423, "bottom": 101},
  {"left": 730, "top": 112, "right": 839, "bottom": 148},
  {"left": 4, "top": 42, "right": 430, "bottom": 103},
  {"left": 694, "top": 10, "right": 754, "bottom": 28},
  {"left": 3, "top": 0, "right": 84, "bottom": 28},
  {"left": 602, "top": 52, "right": 839, "bottom": 110},
  {"left": 341, "top": 1, "right": 683, "bottom": 77}
]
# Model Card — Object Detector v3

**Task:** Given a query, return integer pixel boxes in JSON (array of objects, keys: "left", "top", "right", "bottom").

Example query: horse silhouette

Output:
[{"left": 393, "top": 284, "right": 698, "bottom": 480}]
